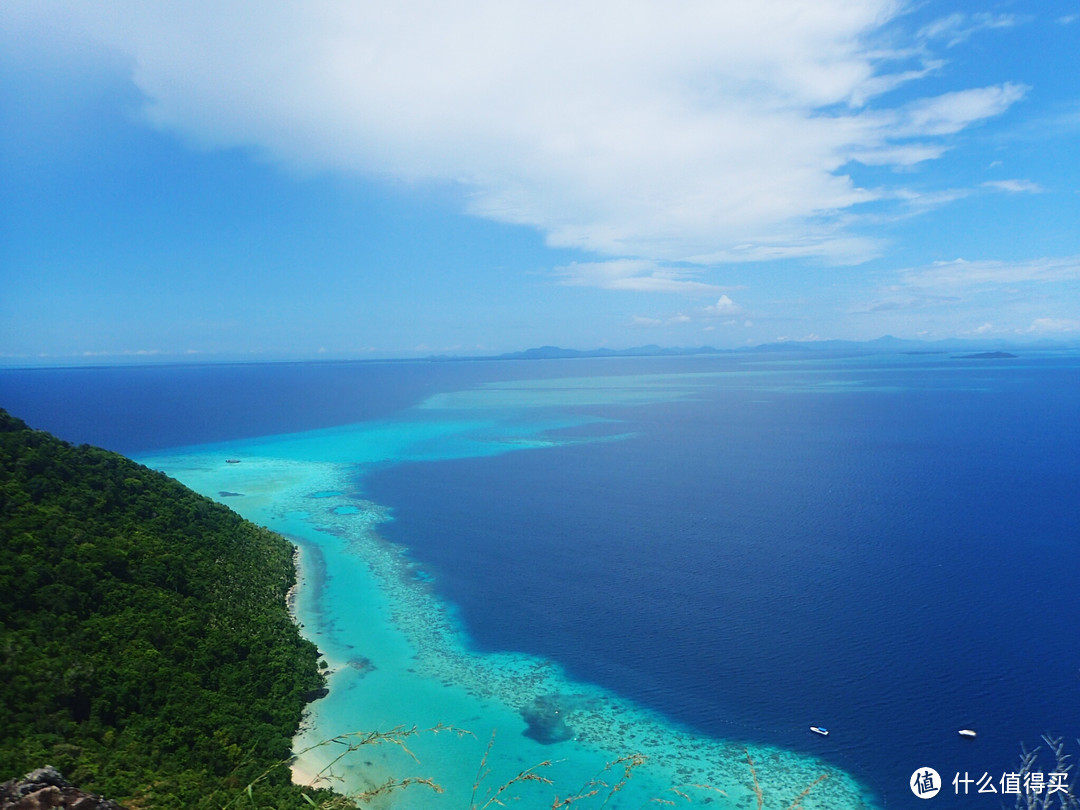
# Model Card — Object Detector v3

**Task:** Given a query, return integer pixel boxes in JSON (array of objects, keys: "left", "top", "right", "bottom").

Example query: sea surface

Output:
[{"left": 3, "top": 351, "right": 1079, "bottom": 809}]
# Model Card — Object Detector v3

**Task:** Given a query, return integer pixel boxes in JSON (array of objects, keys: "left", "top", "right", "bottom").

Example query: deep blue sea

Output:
[{"left": 4, "top": 351, "right": 1079, "bottom": 808}]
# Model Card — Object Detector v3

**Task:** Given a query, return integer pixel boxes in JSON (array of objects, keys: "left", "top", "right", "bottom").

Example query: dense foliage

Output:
[{"left": 0, "top": 409, "right": 334, "bottom": 808}]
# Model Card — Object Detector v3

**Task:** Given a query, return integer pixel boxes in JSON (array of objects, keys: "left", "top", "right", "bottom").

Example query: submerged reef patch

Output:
[{"left": 521, "top": 694, "right": 576, "bottom": 744}]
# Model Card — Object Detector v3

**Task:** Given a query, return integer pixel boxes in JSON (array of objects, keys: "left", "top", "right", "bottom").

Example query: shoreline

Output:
[
  {"left": 141, "top": 439, "right": 884, "bottom": 810},
  {"left": 286, "top": 540, "right": 350, "bottom": 792},
  {"left": 287, "top": 542, "right": 318, "bottom": 789},
  {"left": 285, "top": 545, "right": 301, "bottom": 622}
]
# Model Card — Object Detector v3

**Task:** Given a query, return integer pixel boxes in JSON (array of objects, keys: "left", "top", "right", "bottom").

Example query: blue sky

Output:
[{"left": 2, "top": 1, "right": 1079, "bottom": 362}]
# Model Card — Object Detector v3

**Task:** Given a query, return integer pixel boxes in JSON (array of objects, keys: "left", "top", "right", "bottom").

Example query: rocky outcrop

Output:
[{"left": 0, "top": 767, "right": 126, "bottom": 810}]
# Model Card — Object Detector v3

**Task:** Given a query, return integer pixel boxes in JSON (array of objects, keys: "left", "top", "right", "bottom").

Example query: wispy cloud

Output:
[
  {"left": 629, "top": 312, "right": 696, "bottom": 329},
  {"left": 853, "top": 255, "right": 1080, "bottom": 318},
  {"left": 80, "top": 348, "right": 164, "bottom": 357},
  {"left": 840, "top": 82, "right": 1030, "bottom": 177},
  {"left": 556, "top": 260, "right": 725, "bottom": 295},
  {"left": 851, "top": 292, "right": 962, "bottom": 313},
  {"left": 897, "top": 84, "right": 1029, "bottom": 138},
  {"left": 1022, "top": 317, "right": 1080, "bottom": 334},
  {"left": 918, "top": 12, "right": 1020, "bottom": 48},
  {"left": 982, "top": 179, "right": 1044, "bottom": 193},
  {"left": 901, "top": 255, "right": 1080, "bottom": 288}
]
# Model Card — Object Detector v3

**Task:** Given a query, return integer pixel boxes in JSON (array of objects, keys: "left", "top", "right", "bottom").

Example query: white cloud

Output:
[
  {"left": 78, "top": 348, "right": 164, "bottom": 357},
  {"left": 1022, "top": 317, "right": 1080, "bottom": 334},
  {"left": 897, "top": 84, "right": 1028, "bottom": 137},
  {"left": 704, "top": 295, "right": 742, "bottom": 316},
  {"left": 689, "top": 233, "right": 884, "bottom": 266},
  {"left": 630, "top": 312, "right": 696, "bottom": 329},
  {"left": 902, "top": 255, "right": 1080, "bottom": 288},
  {"left": 852, "top": 256, "right": 1080, "bottom": 327},
  {"left": 847, "top": 143, "right": 949, "bottom": 167},
  {"left": 848, "top": 60, "right": 946, "bottom": 107},
  {"left": 14, "top": 1, "right": 1028, "bottom": 269},
  {"left": 555, "top": 260, "right": 725, "bottom": 294},
  {"left": 982, "top": 179, "right": 1043, "bottom": 193},
  {"left": 850, "top": 292, "right": 961, "bottom": 314},
  {"left": 919, "top": 12, "right": 1019, "bottom": 48}
]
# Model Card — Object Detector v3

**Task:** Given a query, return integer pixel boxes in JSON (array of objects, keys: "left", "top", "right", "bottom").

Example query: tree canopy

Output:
[{"left": 0, "top": 409, "right": 333, "bottom": 808}]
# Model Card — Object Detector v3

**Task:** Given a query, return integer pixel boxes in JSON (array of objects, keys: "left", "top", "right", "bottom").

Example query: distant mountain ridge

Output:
[
  {"left": 7, "top": 335, "right": 1075, "bottom": 370},
  {"left": 494, "top": 344, "right": 724, "bottom": 360},
  {"left": 432, "top": 335, "right": 1075, "bottom": 362}
]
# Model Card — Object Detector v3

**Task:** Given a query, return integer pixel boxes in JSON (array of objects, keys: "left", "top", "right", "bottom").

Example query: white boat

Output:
[
  {"left": 810, "top": 726, "right": 829, "bottom": 736},
  {"left": 958, "top": 729, "right": 977, "bottom": 739}
]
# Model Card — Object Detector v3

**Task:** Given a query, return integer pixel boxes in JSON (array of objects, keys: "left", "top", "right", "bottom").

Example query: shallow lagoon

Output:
[{"left": 138, "top": 370, "right": 879, "bottom": 809}]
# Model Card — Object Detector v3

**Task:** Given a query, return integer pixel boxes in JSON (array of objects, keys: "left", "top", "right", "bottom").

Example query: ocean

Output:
[{"left": 3, "top": 351, "right": 1078, "bottom": 809}]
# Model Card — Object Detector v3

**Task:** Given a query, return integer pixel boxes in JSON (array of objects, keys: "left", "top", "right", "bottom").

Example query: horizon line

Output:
[{"left": 3, "top": 335, "right": 1079, "bottom": 371}]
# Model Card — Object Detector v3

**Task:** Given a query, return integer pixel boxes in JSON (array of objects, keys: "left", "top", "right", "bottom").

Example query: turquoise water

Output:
[
  {"left": 138, "top": 372, "right": 878, "bottom": 810},
  {"left": 11, "top": 352, "right": 1078, "bottom": 808}
]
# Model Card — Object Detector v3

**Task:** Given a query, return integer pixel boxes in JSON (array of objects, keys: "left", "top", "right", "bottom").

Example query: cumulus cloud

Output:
[
  {"left": 13, "top": 0, "right": 1028, "bottom": 269},
  {"left": 704, "top": 295, "right": 742, "bottom": 316}
]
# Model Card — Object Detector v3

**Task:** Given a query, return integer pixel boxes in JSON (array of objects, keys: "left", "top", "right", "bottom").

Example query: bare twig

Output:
[
  {"left": 1013, "top": 734, "right": 1079, "bottom": 810},
  {"left": 225, "top": 724, "right": 468, "bottom": 810}
]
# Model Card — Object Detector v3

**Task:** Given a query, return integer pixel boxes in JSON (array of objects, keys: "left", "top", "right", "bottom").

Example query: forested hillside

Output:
[{"left": 0, "top": 409, "right": 335, "bottom": 808}]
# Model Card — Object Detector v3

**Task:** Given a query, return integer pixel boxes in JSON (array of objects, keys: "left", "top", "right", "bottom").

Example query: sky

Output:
[{"left": 2, "top": 0, "right": 1079, "bottom": 362}]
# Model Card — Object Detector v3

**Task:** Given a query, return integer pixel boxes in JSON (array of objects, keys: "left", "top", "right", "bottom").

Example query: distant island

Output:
[
  {"left": 7, "top": 334, "right": 1076, "bottom": 369},
  {"left": 954, "top": 351, "right": 1018, "bottom": 359},
  {"left": 426, "top": 337, "right": 1042, "bottom": 362},
  {"left": 494, "top": 344, "right": 723, "bottom": 360}
]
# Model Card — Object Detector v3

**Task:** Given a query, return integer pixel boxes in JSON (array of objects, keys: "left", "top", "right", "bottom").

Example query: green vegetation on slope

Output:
[{"left": 0, "top": 409, "right": 334, "bottom": 808}]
